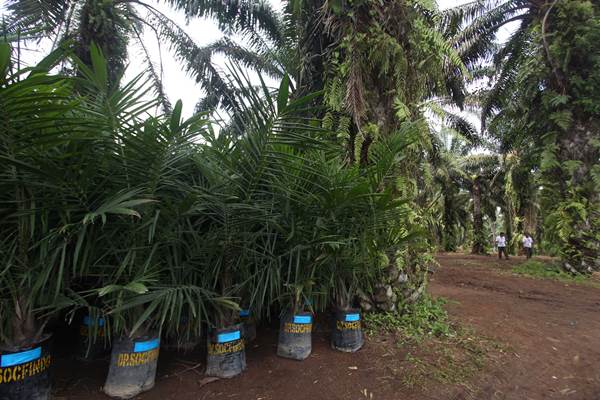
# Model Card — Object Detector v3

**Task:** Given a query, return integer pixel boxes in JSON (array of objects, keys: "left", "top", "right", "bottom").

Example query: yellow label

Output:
[
  {"left": 0, "top": 355, "right": 51, "bottom": 384},
  {"left": 208, "top": 340, "right": 245, "bottom": 355},
  {"left": 336, "top": 320, "right": 361, "bottom": 331},
  {"left": 283, "top": 322, "right": 312, "bottom": 334},
  {"left": 117, "top": 349, "right": 160, "bottom": 367}
]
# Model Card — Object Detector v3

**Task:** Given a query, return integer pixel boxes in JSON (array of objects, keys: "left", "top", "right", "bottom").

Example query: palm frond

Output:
[
  {"left": 4, "top": 0, "right": 69, "bottom": 37},
  {"left": 451, "top": 0, "right": 530, "bottom": 68},
  {"left": 165, "top": 0, "right": 285, "bottom": 48}
]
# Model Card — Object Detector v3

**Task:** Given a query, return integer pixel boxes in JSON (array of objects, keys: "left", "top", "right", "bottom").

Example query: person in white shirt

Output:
[
  {"left": 495, "top": 232, "right": 509, "bottom": 260},
  {"left": 522, "top": 233, "right": 533, "bottom": 259}
]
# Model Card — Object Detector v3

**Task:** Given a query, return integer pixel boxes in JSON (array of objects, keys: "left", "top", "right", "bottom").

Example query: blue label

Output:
[
  {"left": 239, "top": 309, "right": 250, "bottom": 317},
  {"left": 345, "top": 313, "right": 360, "bottom": 322},
  {"left": 133, "top": 338, "right": 160, "bottom": 353},
  {"left": 1, "top": 347, "right": 42, "bottom": 367},
  {"left": 293, "top": 315, "right": 312, "bottom": 324},
  {"left": 83, "top": 315, "right": 105, "bottom": 327},
  {"left": 217, "top": 330, "right": 241, "bottom": 343}
]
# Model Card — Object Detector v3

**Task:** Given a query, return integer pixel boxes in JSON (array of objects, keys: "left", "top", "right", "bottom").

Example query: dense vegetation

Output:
[{"left": 1, "top": 0, "right": 598, "bottom": 355}]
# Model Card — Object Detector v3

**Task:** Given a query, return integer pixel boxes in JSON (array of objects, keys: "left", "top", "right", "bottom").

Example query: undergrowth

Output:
[
  {"left": 512, "top": 260, "right": 599, "bottom": 287},
  {"left": 363, "top": 295, "right": 452, "bottom": 342},
  {"left": 363, "top": 294, "right": 506, "bottom": 391},
  {"left": 400, "top": 325, "right": 504, "bottom": 389}
]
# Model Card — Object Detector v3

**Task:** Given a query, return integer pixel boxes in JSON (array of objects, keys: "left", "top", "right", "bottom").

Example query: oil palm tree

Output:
[
  {"left": 5, "top": 0, "right": 161, "bottom": 106},
  {"left": 457, "top": 0, "right": 600, "bottom": 271},
  {"left": 430, "top": 136, "right": 474, "bottom": 252},
  {"left": 457, "top": 154, "right": 503, "bottom": 254}
]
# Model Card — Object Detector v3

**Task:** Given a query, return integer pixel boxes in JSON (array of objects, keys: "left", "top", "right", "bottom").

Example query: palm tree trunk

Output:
[
  {"left": 359, "top": 135, "right": 373, "bottom": 166},
  {"left": 443, "top": 189, "right": 456, "bottom": 252},
  {"left": 471, "top": 177, "right": 485, "bottom": 254},
  {"left": 296, "top": 0, "right": 331, "bottom": 105},
  {"left": 504, "top": 206, "right": 514, "bottom": 255},
  {"left": 75, "top": 0, "right": 130, "bottom": 88}
]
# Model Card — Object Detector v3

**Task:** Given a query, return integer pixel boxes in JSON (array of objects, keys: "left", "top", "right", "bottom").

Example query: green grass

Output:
[
  {"left": 363, "top": 295, "right": 452, "bottom": 343},
  {"left": 512, "top": 260, "right": 599, "bottom": 286},
  {"left": 363, "top": 294, "right": 506, "bottom": 391},
  {"left": 399, "top": 327, "right": 505, "bottom": 390}
]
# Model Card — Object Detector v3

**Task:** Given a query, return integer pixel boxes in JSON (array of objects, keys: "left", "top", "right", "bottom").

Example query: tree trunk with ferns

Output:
[
  {"left": 315, "top": 0, "right": 464, "bottom": 310},
  {"left": 539, "top": 1, "right": 600, "bottom": 273},
  {"left": 550, "top": 122, "right": 600, "bottom": 273}
]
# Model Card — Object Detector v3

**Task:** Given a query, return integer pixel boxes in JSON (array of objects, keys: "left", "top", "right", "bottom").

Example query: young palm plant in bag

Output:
[
  {"left": 0, "top": 43, "right": 99, "bottom": 400},
  {"left": 62, "top": 48, "right": 230, "bottom": 398},
  {"left": 308, "top": 131, "right": 419, "bottom": 352},
  {"left": 195, "top": 66, "right": 328, "bottom": 369},
  {"left": 276, "top": 252, "right": 318, "bottom": 361}
]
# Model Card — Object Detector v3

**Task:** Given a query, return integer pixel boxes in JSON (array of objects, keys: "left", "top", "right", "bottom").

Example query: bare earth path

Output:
[
  {"left": 55, "top": 254, "right": 600, "bottom": 399},
  {"left": 429, "top": 253, "right": 600, "bottom": 400}
]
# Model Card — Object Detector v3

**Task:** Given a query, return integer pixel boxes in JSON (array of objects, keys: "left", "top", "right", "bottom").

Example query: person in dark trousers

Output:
[
  {"left": 495, "top": 232, "right": 509, "bottom": 260},
  {"left": 522, "top": 233, "right": 533, "bottom": 259}
]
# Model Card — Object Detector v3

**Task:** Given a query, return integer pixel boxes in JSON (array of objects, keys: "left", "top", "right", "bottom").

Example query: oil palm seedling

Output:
[
  {"left": 48, "top": 47, "right": 233, "bottom": 398},
  {"left": 0, "top": 43, "right": 101, "bottom": 399}
]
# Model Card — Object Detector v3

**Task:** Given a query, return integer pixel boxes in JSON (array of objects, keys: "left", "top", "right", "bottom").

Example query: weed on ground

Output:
[
  {"left": 363, "top": 295, "right": 451, "bottom": 342},
  {"left": 512, "top": 260, "right": 600, "bottom": 287},
  {"left": 364, "top": 295, "right": 506, "bottom": 394}
]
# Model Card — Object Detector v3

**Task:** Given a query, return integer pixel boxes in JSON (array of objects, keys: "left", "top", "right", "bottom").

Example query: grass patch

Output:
[
  {"left": 363, "top": 294, "right": 506, "bottom": 392},
  {"left": 400, "top": 326, "right": 505, "bottom": 390},
  {"left": 512, "top": 260, "right": 599, "bottom": 287},
  {"left": 363, "top": 295, "right": 451, "bottom": 343}
]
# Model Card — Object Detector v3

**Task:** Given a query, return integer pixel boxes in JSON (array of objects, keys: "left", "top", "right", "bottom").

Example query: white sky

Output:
[{"left": 1, "top": 0, "right": 515, "bottom": 118}]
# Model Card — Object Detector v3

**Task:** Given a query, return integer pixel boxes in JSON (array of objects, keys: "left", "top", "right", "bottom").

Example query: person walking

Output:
[
  {"left": 522, "top": 233, "right": 533, "bottom": 259},
  {"left": 495, "top": 232, "right": 509, "bottom": 260}
]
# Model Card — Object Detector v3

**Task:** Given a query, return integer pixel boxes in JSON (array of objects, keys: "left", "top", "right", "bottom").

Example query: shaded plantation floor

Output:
[{"left": 54, "top": 254, "right": 600, "bottom": 400}]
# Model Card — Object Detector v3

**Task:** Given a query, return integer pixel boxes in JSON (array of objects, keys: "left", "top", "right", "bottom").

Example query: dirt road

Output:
[
  {"left": 55, "top": 254, "right": 600, "bottom": 399},
  {"left": 430, "top": 253, "right": 600, "bottom": 400}
]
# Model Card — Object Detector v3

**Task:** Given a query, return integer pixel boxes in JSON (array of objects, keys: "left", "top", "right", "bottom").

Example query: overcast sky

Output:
[{"left": 2, "top": 0, "right": 514, "bottom": 117}]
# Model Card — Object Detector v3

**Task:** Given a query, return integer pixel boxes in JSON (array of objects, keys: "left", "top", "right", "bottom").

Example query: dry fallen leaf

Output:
[
  {"left": 560, "top": 388, "right": 576, "bottom": 395},
  {"left": 198, "top": 376, "right": 220, "bottom": 387}
]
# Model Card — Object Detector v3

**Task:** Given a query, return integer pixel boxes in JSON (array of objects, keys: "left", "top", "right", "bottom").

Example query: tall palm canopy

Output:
[{"left": 3, "top": 0, "right": 285, "bottom": 111}]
